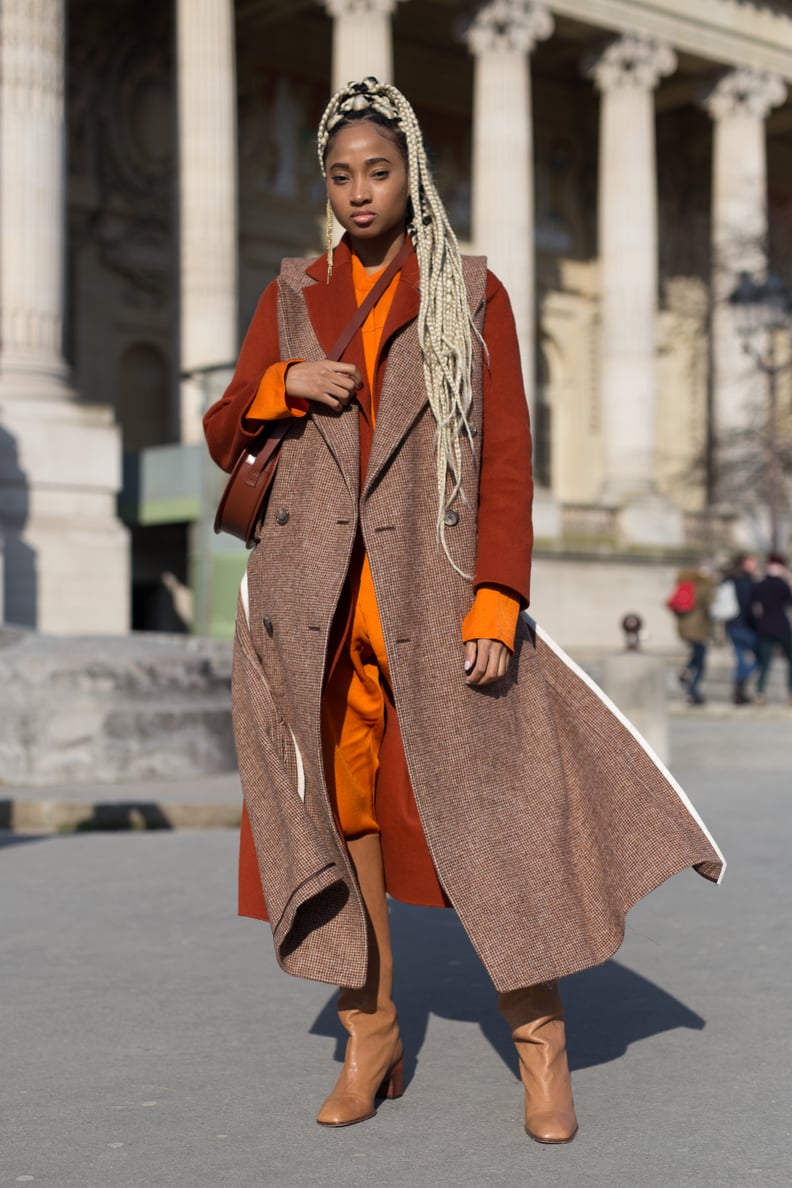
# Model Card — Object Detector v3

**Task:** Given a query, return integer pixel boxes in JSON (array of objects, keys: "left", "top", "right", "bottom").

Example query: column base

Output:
[
  {"left": 0, "top": 398, "right": 130, "bottom": 633},
  {"left": 0, "top": 356, "right": 74, "bottom": 402}
]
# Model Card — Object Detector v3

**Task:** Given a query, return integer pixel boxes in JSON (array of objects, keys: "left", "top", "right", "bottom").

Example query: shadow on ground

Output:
[
  {"left": 310, "top": 900, "right": 704, "bottom": 1083},
  {"left": 0, "top": 829, "right": 51, "bottom": 849}
]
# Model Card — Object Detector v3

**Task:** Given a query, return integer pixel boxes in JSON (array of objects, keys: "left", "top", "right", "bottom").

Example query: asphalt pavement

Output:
[{"left": 2, "top": 714, "right": 791, "bottom": 1188}]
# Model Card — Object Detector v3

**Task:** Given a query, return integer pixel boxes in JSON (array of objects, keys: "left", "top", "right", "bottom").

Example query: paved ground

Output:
[{"left": 2, "top": 717, "right": 790, "bottom": 1188}]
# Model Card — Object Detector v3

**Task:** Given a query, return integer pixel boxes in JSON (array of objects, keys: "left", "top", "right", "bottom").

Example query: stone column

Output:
[
  {"left": 323, "top": 0, "right": 404, "bottom": 90},
  {"left": 0, "top": 3, "right": 69, "bottom": 398},
  {"left": 176, "top": 0, "right": 238, "bottom": 444},
  {"left": 0, "top": 0, "right": 129, "bottom": 632},
  {"left": 586, "top": 36, "right": 679, "bottom": 542},
  {"left": 464, "top": 0, "right": 553, "bottom": 409},
  {"left": 703, "top": 70, "right": 786, "bottom": 442}
]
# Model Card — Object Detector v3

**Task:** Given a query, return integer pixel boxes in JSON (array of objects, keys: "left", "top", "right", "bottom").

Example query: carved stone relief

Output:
[{"left": 68, "top": 0, "right": 173, "bottom": 310}]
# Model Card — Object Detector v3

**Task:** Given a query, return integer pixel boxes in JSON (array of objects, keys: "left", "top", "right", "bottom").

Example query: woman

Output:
[{"left": 204, "top": 78, "right": 723, "bottom": 1143}]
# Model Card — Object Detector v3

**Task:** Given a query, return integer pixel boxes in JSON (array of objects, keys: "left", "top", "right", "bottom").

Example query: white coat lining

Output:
[{"left": 241, "top": 572, "right": 306, "bottom": 803}]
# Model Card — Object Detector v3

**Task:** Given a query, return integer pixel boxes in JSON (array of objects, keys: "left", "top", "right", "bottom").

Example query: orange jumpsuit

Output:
[{"left": 247, "top": 254, "right": 519, "bottom": 838}]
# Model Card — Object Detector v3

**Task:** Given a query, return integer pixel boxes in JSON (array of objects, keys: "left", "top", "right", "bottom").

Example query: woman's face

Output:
[{"left": 325, "top": 121, "right": 409, "bottom": 258}]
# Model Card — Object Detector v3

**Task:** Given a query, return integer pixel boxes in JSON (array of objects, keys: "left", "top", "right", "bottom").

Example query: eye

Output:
[
  {"left": 329, "top": 174, "right": 348, "bottom": 185},
  {"left": 372, "top": 170, "right": 390, "bottom": 180}
]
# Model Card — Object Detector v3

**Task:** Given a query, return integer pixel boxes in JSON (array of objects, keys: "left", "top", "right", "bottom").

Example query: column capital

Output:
[
  {"left": 463, "top": 0, "right": 553, "bottom": 57},
  {"left": 585, "top": 35, "right": 676, "bottom": 93},
  {"left": 323, "top": 0, "right": 401, "bottom": 16},
  {"left": 702, "top": 68, "right": 787, "bottom": 122}
]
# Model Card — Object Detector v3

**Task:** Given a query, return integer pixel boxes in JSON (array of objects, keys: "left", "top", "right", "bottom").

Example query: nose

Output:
[{"left": 350, "top": 175, "right": 371, "bottom": 206}]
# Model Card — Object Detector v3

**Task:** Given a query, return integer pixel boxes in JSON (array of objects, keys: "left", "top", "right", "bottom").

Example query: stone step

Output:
[
  {"left": 577, "top": 645, "right": 789, "bottom": 704},
  {"left": 0, "top": 630, "right": 235, "bottom": 786},
  {"left": 2, "top": 630, "right": 787, "bottom": 790}
]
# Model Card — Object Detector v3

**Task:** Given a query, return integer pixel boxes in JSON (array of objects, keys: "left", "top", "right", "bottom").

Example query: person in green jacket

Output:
[{"left": 672, "top": 566, "right": 715, "bottom": 706}]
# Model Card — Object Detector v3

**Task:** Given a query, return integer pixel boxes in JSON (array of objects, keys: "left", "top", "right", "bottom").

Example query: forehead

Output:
[{"left": 326, "top": 121, "right": 401, "bottom": 166}]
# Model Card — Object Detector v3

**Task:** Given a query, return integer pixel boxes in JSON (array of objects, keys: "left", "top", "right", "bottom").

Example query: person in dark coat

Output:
[
  {"left": 204, "top": 77, "right": 723, "bottom": 1146},
  {"left": 752, "top": 553, "right": 792, "bottom": 705},
  {"left": 722, "top": 553, "right": 758, "bottom": 705}
]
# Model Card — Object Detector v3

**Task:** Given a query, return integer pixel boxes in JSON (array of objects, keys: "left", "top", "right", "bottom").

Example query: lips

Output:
[{"left": 350, "top": 212, "right": 375, "bottom": 226}]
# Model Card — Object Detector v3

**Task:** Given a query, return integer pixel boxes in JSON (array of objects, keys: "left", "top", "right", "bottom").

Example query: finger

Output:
[
  {"left": 326, "top": 370, "right": 359, "bottom": 393},
  {"left": 331, "top": 362, "right": 364, "bottom": 387},
  {"left": 466, "top": 639, "right": 491, "bottom": 685},
  {"left": 484, "top": 644, "right": 502, "bottom": 684},
  {"left": 476, "top": 642, "right": 501, "bottom": 686},
  {"left": 308, "top": 389, "right": 344, "bottom": 411},
  {"left": 463, "top": 640, "right": 477, "bottom": 678},
  {"left": 470, "top": 641, "right": 509, "bottom": 686},
  {"left": 326, "top": 382, "right": 354, "bottom": 405}
]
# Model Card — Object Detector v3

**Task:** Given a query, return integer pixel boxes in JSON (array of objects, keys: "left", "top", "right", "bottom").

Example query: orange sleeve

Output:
[
  {"left": 461, "top": 584, "right": 521, "bottom": 652},
  {"left": 244, "top": 360, "right": 308, "bottom": 423}
]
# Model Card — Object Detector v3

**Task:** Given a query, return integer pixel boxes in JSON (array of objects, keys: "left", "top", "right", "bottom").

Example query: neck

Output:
[{"left": 350, "top": 227, "right": 407, "bottom": 273}]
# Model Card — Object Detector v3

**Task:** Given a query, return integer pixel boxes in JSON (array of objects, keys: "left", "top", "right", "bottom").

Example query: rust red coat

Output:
[{"left": 204, "top": 240, "right": 724, "bottom": 993}]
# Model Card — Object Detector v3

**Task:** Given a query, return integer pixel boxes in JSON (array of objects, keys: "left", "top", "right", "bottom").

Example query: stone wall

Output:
[{"left": 0, "top": 628, "right": 235, "bottom": 786}]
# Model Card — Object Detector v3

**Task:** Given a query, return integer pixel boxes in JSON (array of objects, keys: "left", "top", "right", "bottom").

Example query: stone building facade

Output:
[{"left": 1, "top": 0, "right": 791, "bottom": 646}]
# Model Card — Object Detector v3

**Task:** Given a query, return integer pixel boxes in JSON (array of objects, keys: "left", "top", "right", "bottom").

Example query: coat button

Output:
[
  {"left": 444, "top": 508, "right": 459, "bottom": 527},
  {"left": 262, "top": 617, "right": 273, "bottom": 636},
  {"left": 275, "top": 508, "right": 289, "bottom": 525},
  {"left": 469, "top": 424, "right": 478, "bottom": 437}
]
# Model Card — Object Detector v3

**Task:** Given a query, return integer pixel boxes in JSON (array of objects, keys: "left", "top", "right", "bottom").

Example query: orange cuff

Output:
[
  {"left": 245, "top": 360, "right": 308, "bottom": 422},
  {"left": 461, "top": 585, "right": 521, "bottom": 652}
]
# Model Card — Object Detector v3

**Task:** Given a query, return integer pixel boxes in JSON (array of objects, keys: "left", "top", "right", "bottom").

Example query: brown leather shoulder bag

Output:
[{"left": 214, "top": 239, "right": 412, "bottom": 548}]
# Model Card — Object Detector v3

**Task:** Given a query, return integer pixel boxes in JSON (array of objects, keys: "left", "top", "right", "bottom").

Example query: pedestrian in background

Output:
[
  {"left": 752, "top": 553, "right": 792, "bottom": 706},
  {"left": 718, "top": 553, "right": 758, "bottom": 705},
  {"left": 669, "top": 565, "right": 714, "bottom": 706}
]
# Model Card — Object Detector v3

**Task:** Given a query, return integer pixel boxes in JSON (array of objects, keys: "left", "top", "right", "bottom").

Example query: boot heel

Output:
[{"left": 379, "top": 1056, "right": 404, "bottom": 1100}]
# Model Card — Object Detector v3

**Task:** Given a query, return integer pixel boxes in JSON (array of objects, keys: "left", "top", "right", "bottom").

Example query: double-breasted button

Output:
[
  {"left": 275, "top": 508, "right": 289, "bottom": 525},
  {"left": 262, "top": 617, "right": 273, "bottom": 636},
  {"left": 444, "top": 508, "right": 459, "bottom": 527}
]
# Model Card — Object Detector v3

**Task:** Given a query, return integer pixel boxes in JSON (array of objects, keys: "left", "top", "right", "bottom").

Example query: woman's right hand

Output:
[{"left": 285, "top": 360, "right": 363, "bottom": 412}]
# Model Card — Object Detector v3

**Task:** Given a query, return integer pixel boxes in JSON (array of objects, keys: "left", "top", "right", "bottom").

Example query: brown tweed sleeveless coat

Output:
[{"left": 227, "top": 252, "right": 724, "bottom": 994}]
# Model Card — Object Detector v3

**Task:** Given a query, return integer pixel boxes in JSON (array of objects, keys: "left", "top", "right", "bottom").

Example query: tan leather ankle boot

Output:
[
  {"left": 498, "top": 981, "right": 578, "bottom": 1144},
  {"left": 317, "top": 833, "right": 403, "bottom": 1127}
]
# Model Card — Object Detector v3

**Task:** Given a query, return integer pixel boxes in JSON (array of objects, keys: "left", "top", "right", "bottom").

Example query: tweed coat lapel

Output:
[
  {"left": 293, "top": 248, "right": 364, "bottom": 497},
  {"left": 363, "top": 260, "right": 423, "bottom": 497},
  {"left": 301, "top": 237, "right": 424, "bottom": 497}
]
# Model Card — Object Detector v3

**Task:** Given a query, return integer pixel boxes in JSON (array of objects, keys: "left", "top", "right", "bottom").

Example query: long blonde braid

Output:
[{"left": 317, "top": 77, "right": 480, "bottom": 577}]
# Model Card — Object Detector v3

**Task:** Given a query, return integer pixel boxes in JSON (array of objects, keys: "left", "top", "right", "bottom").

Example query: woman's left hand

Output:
[{"left": 464, "top": 639, "right": 510, "bottom": 686}]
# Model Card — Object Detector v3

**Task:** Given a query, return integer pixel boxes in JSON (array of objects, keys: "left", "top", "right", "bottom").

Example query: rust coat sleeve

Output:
[
  {"left": 475, "top": 272, "right": 534, "bottom": 606},
  {"left": 203, "top": 281, "right": 281, "bottom": 473}
]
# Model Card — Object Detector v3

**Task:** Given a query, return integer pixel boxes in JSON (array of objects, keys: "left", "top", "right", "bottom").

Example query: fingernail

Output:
[{"left": 464, "top": 660, "right": 471, "bottom": 671}]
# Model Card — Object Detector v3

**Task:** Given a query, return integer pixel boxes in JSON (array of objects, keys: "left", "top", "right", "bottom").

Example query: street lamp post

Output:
[{"left": 727, "top": 271, "right": 791, "bottom": 552}]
